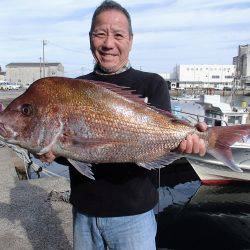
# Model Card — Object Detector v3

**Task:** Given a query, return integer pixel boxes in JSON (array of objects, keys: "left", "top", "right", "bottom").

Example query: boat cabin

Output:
[{"left": 199, "top": 95, "right": 248, "bottom": 126}]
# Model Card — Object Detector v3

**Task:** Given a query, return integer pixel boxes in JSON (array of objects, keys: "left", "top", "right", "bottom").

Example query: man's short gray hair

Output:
[{"left": 89, "top": 0, "right": 133, "bottom": 36}]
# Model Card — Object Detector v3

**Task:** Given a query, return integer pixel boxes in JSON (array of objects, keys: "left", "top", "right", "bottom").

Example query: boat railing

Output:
[{"left": 171, "top": 109, "right": 229, "bottom": 126}]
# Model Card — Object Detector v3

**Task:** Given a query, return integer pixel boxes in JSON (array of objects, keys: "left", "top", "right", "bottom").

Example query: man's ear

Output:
[
  {"left": 89, "top": 32, "right": 93, "bottom": 51},
  {"left": 129, "top": 34, "right": 133, "bottom": 51}
]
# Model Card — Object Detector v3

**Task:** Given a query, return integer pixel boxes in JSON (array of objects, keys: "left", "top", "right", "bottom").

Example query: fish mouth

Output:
[
  {"left": 0, "top": 122, "right": 17, "bottom": 141},
  {"left": 0, "top": 123, "right": 7, "bottom": 139}
]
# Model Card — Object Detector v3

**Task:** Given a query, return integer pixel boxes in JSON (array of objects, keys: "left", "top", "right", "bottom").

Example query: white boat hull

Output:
[{"left": 187, "top": 143, "right": 250, "bottom": 184}]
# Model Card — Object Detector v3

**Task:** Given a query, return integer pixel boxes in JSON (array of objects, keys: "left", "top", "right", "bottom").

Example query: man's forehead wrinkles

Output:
[{"left": 93, "top": 25, "right": 128, "bottom": 33}]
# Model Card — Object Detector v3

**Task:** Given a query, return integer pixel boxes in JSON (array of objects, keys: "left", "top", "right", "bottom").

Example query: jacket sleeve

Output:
[{"left": 147, "top": 74, "right": 171, "bottom": 112}]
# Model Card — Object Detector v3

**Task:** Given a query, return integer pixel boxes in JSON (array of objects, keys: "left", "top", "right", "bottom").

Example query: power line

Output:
[
  {"left": 64, "top": 65, "right": 92, "bottom": 74},
  {"left": 48, "top": 41, "right": 88, "bottom": 54}
]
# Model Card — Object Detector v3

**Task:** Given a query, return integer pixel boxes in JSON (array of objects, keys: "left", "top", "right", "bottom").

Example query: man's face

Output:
[{"left": 90, "top": 10, "right": 133, "bottom": 73}]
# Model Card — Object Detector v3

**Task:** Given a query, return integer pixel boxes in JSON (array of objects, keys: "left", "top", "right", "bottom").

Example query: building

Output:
[
  {"left": 233, "top": 44, "right": 250, "bottom": 91},
  {"left": 0, "top": 72, "right": 5, "bottom": 82},
  {"left": 172, "top": 64, "right": 236, "bottom": 90},
  {"left": 6, "top": 63, "right": 64, "bottom": 88},
  {"left": 159, "top": 72, "right": 172, "bottom": 89},
  {"left": 0, "top": 66, "right": 6, "bottom": 82},
  {"left": 159, "top": 72, "right": 171, "bottom": 81}
]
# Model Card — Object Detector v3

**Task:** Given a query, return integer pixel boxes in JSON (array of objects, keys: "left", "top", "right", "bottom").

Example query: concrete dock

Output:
[{"left": 0, "top": 146, "right": 73, "bottom": 249}]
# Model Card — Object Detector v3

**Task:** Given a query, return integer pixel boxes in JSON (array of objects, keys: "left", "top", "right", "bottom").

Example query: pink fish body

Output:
[{"left": 0, "top": 77, "right": 249, "bottom": 178}]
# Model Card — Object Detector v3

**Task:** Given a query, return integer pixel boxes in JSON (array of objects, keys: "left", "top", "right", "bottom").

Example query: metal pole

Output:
[
  {"left": 39, "top": 57, "right": 42, "bottom": 78},
  {"left": 158, "top": 168, "right": 161, "bottom": 213},
  {"left": 42, "top": 40, "right": 47, "bottom": 78}
]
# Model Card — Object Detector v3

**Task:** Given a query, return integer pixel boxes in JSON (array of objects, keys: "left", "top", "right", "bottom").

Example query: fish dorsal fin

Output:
[
  {"left": 84, "top": 79, "right": 146, "bottom": 105},
  {"left": 82, "top": 79, "right": 180, "bottom": 120}
]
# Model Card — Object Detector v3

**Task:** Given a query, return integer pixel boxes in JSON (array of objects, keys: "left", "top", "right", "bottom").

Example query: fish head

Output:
[{"left": 0, "top": 77, "right": 66, "bottom": 153}]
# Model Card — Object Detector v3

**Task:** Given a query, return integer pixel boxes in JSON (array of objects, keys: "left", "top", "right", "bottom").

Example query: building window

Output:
[
  {"left": 225, "top": 75, "right": 233, "bottom": 79},
  {"left": 212, "top": 75, "right": 220, "bottom": 79}
]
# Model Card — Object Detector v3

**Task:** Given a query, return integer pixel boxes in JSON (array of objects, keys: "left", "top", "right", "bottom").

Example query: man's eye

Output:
[
  {"left": 114, "top": 34, "right": 124, "bottom": 39},
  {"left": 93, "top": 33, "right": 106, "bottom": 38}
]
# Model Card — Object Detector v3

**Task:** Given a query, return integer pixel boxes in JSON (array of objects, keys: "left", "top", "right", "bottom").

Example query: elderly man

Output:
[{"left": 40, "top": 1, "right": 206, "bottom": 249}]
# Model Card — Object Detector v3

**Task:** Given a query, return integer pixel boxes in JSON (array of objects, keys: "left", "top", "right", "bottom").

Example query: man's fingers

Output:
[
  {"left": 192, "top": 134, "right": 200, "bottom": 154},
  {"left": 178, "top": 140, "right": 187, "bottom": 153},
  {"left": 185, "top": 134, "right": 193, "bottom": 154},
  {"left": 199, "top": 139, "right": 206, "bottom": 156},
  {"left": 196, "top": 122, "right": 207, "bottom": 132},
  {"left": 178, "top": 134, "right": 207, "bottom": 156}
]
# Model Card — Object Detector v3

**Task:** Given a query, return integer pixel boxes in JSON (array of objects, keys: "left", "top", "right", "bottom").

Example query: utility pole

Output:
[
  {"left": 39, "top": 57, "right": 42, "bottom": 78},
  {"left": 42, "top": 40, "right": 47, "bottom": 78}
]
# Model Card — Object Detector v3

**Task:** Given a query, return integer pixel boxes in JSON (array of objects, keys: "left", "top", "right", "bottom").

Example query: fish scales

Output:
[
  {"left": 0, "top": 76, "right": 249, "bottom": 178},
  {"left": 0, "top": 77, "right": 200, "bottom": 163}
]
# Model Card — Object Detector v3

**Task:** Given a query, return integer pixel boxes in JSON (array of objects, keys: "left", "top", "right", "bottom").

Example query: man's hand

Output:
[
  {"left": 178, "top": 122, "right": 207, "bottom": 156},
  {"left": 34, "top": 151, "right": 56, "bottom": 163}
]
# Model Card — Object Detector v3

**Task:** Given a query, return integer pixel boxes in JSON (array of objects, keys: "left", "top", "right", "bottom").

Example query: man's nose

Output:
[{"left": 102, "top": 35, "right": 115, "bottom": 49}]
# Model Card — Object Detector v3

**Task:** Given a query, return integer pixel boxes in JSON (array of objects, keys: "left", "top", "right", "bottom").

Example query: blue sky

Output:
[{"left": 1, "top": 0, "right": 250, "bottom": 77}]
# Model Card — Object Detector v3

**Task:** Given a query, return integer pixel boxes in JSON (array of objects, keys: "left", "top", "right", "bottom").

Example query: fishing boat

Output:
[
  {"left": 174, "top": 93, "right": 200, "bottom": 102},
  {"left": 197, "top": 95, "right": 249, "bottom": 126},
  {"left": 187, "top": 142, "right": 250, "bottom": 185},
  {"left": 184, "top": 95, "right": 250, "bottom": 184}
]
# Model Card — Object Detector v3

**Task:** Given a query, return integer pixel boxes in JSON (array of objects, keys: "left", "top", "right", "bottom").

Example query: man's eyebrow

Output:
[
  {"left": 93, "top": 28, "right": 106, "bottom": 32},
  {"left": 112, "top": 28, "right": 130, "bottom": 34},
  {"left": 92, "top": 27, "right": 129, "bottom": 35}
]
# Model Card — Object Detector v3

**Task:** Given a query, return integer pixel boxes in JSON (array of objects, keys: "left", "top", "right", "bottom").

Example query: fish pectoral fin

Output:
[
  {"left": 137, "top": 152, "right": 182, "bottom": 170},
  {"left": 67, "top": 159, "right": 95, "bottom": 180}
]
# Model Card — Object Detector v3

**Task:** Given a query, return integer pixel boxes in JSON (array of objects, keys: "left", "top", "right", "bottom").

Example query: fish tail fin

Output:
[{"left": 207, "top": 124, "right": 250, "bottom": 172}]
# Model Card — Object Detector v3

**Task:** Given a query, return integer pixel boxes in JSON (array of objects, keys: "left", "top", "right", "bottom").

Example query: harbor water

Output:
[{"left": 156, "top": 181, "right": 250, "bottom": 249}]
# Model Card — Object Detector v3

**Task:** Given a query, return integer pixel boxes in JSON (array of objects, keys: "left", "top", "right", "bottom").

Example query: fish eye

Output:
[{"left": 21, "top": 104, "right": 33, "bottom": 116}]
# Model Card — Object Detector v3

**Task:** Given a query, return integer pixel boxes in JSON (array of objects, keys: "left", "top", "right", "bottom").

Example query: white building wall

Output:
[
  {"left": 178, "top": 65, "right": 235, "bottom": 82},
  {"left": 176, "top": 64, "right": 235, "bottom": 89},
  {"left": 0, "top": 74, "right": 5, "bottom": 82},
  {"left": 6, "top": 64, "right": 64, "bottom": 88}
]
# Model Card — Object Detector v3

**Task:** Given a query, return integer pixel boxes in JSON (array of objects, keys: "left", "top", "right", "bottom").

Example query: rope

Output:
[
  {"left": 0, "top": 141, "right": 67, "bottom": 179},
  {"left": 0, "top": 141, "right": 32, "bottom": 179}
]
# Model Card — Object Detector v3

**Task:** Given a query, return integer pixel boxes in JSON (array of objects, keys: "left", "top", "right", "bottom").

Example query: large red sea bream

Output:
[{"left": 0, "top": 77, "right": 249, "bottom": 179}]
